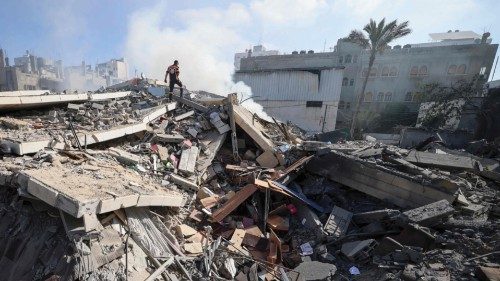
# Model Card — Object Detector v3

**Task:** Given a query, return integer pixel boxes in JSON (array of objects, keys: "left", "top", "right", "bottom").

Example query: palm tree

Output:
[{"left": 348, "top": 18, "right": 411, "bottom": 139}]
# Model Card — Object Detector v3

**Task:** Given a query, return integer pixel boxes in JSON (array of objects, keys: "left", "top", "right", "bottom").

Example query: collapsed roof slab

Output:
[
  {"left": 18, "top": 163, "right": 185, "bottom": 218},
  {"left": 0, "top": 90, "right": 50, "bottom": 97},
  {"left": 306, "top": 150, "right": 460, "bottom": 208},
  {"left": 0, "top": 91, "right": 134, "bottom": 111},
  {"left": 4, "top": 105, "right": 170, "bottom": 155},
  {"left": 88, "top": 91, "right": 132, "bottom": 101},
  {"left": 0, "top": 93, "right": 88, "bottom": 111},
  {"left": 232, "top": 103, "right": 275, "bottom": 153}
]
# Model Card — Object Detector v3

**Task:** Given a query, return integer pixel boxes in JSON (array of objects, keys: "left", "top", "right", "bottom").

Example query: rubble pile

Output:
[{"left": 0, "top": 84, "right": 499, "bottom": 281}]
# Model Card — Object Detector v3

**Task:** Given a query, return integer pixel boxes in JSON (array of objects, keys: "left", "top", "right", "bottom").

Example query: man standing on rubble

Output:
[{"left": 165, "top": 60, "right": 183, "bottom": 101}]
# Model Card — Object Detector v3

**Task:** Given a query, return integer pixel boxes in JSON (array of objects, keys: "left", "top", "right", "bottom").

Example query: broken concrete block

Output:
[
  {"left": 293, "top": 261, "right": 337, "bottom": 281},
  {"left": 136, "top": 194, "right": 185, "bottom": 207},
  {"left": 98, "top": 194, "right": 139, "bottom": 214},
  {"left": 178, "top": 146, "right": 199, "bottom": 174},
  {"left": 176, "top": 224, "right": 197, "bottom": 237},
  {"left": 373, "top": 236, "right": 404, "bottom": 256},
  {"left": 170, "top": 173, "right": 199, "bottom": 191},
  {"left": 324, "top": 206, "right": 353, "bottom": 238},
  {"left": 155, "top": 133, "right": 185, "bottom": 143},
  {"left": 187, "top": 128, "right": 198, "bottom": 138},
  {"left": 157, "top": 145, "right": 169, "bottom": 161},
  {"left": 91, "top": 103, "right": 105, "bottom": 110},
  {"left": 476, "top": 266, "right": 500, "bottom": 281},
  {"left": 183, "top": 242, "right": 203, "bottom": 254},
  {"left": 108, "top": 147, "right": 142, "bottom": 165},
  {"left": 173, "top": 110, "right": 195, "bottom": 121},
  {"left": 341, "top": 239, "right": 378, "bottom": 262},
  {"left": 393, "top": 223, "right": 436, "bottom": 250},
  {"left": 27, "top": 177, "right": 59, "bottom": 206},
  {"left": 402, "top": 199, "right": 454, "bottom": 227},
  {"left": 0, "top": 117, "right": 29, "bottom": 129},
  {"left": 67, "top": 103, "right": 82, "bottom": 111},
  {"left": 256, "top": 151, "right": 279, "bottom": 168}
]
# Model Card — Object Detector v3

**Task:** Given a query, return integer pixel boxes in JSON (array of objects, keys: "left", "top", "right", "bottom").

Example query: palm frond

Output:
[{"left": 346, "top": 30, "right": 370, "bottom": 49}]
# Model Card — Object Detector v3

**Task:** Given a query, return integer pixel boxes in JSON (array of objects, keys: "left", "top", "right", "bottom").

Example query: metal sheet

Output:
[{"left": 234, "top": 69, "right": 343, "bottom": 102}]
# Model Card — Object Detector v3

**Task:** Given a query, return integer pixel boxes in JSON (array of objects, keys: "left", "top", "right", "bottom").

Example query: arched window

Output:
[
  {"left": 339, "top": 56, "right": 344, "bottom": 64},
  {"left": 364, "top": 92, "right": 373, "bottom": 102},
  {"left": 369, "top": 67, "right": 378, "bottom": 77},
  {"left": 349, "top": 79, "right": 354, "bottom": 86},
  {"left": 385, "top": 92, "right": 393, "bottom": 101},
  {"left": 448, "top": 65, "right": 457, "bottom": 75},
  {"left": 346, "top": 102, "right": 351, "bottom": 109},
  {"left": 381, "top": 66, "right": 390, "bottom": 77},
  {"left": 410, "top": 66, "right": 419, "bottom": 76},
  {"left": 345, "top": 54, "right": 352, "bottom": 63},
  {"left": 342, "top": 77, "right": 349, "bottom": 86},
  {"left": 362, "top": 68, "right": 369, "bottom": 77},
  {"left": 405, "top": 92, "right": 413, "bottom": 101},
  {"left": 377, "top": 92, "right": 384, "bottom": 101},
  {"left": 457, "top": 64, "right": 466, "bottom": 74},
  {"left": 390, "top": 67, "right": 398, "bottom": 76},
  {"left": 338, "top": 101, "right": 345, "bottom": 109},
  {"left": 419, "top": 66, "right": 428, "bottom": 76},
  {"left": 353, "top": 55, "right": 358, "bottom": 63}
]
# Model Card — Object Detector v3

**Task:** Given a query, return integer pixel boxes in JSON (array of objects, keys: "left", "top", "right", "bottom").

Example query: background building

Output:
[
  {"left": 234, "top": 45, "right": 280, "bottom": 71},
  {"left": 234, "top": 49, "right": 343, "bottom": 132},
  {"left": 0, "top": 49, "right": 64, "bottom": 91},
  {"left": 235, "top": 31, "right": 498, "bottom": 132},
  {"left": 64, "top": 58, "right": 128, "bottom": 91}
]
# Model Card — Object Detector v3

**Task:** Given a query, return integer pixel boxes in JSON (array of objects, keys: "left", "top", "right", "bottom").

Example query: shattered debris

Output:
[{"left": 0, "top": 84, "right": 499, "bottom": 281}]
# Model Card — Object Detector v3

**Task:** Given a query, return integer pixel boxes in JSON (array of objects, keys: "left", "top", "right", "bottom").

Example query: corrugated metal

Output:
[
  {"left": 234, "top": 69, "right": 343, "bottom": 102},
  {"left": 234, "top": 71, "right": 317, "bottom": 101},
  {"left": 319, "top": 69, "right": 343, "bottom": 101}
]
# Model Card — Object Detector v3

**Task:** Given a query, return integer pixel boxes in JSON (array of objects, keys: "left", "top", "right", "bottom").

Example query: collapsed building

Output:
[{"left": 0, "top": 81, "right": 499, "bottom": 281}]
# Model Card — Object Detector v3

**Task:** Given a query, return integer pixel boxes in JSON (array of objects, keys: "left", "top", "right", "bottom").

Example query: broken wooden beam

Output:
[{"left": 211, "top": 184, "right": 258, "bottom": 222}]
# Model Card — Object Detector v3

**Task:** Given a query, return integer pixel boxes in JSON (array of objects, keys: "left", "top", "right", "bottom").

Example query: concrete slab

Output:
[
  {"left": 306, "top": 151, "right": 460, "bottom": 208},
  {"left": 20, "top": 161, "right": 185, "bottom": 217},
  {"left": 173, "top": 110, "right": 195, "bottom": 121},
  {"left": 88, "top": 91, "right": 132, "bottom": 101},
  {"left": 178, "top": 146, "right": 199, "bottom": 174},
  {"left": 232, "top": 104, "right": 274, "bottom": 152}
]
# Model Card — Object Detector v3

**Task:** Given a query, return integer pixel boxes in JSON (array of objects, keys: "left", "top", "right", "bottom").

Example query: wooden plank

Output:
[{"left": 211, "top": 184, "right": 258, "bottom": 222}]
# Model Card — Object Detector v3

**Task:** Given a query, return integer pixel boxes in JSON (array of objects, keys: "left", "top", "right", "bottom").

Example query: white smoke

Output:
[{"left": 124, "top": 2, "right": 270, "bottom": 119}]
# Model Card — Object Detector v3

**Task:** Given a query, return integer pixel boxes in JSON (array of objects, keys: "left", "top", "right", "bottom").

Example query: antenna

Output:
[{"left": 323, "top": 39, "right": 326, "bottom": 52}]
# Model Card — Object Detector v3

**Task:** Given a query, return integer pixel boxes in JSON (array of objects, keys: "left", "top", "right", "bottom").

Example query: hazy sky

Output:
[{"left": 1, "top": 0, "right": 499, "bottom": 90}]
